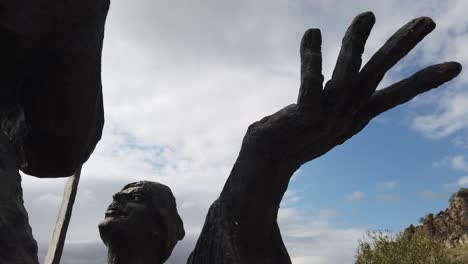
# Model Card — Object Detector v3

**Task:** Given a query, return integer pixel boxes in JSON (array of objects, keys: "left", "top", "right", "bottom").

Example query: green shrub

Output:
[{"left": 355, "top": 230, "right": 461, "bottom": 264}]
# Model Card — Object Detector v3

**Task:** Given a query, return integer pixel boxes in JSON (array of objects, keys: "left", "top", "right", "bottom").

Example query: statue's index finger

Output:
[
  {"left": 300, "top": 28, "right": 322, "bottom": 82},
  {"left": 298, "top": 28, "right": 323, "bottom": 107}
]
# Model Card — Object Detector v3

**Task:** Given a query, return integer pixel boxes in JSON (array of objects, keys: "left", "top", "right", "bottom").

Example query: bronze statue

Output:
[
  {"left": 100, "top": 11, "right": 462, "bottom": 264},
  {"left": 99, "top": 181, "right": 185, "bottom": 264},
  {"left": 0, "top": 0, "right": 110, "bottom": 262}
]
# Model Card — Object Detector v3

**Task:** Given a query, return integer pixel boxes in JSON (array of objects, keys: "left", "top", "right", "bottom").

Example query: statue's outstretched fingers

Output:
[
  {"left": 297, "top": 28, "right": 323, "bottom": 108},
  {"left": 324, "top": 11, "right": 375, "bottom": 107},
  {"left": 355, "top": 61, "right": 461, "bottom": 129},
  {"left": 358, "top": 17, "right": 436, "bottom": 99}
]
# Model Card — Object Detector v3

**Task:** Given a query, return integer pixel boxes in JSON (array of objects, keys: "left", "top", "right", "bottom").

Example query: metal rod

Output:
[{"left": 44, "top": 166, "right": 82, "bottom": 264}]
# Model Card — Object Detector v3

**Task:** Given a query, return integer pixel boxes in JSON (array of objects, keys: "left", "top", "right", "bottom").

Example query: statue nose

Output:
[
  {"left": 112, "top": 192, "right": 128, "bottom": 204},
  {"left": 108, "top": 201, "right": 119, "bottom": 210}
]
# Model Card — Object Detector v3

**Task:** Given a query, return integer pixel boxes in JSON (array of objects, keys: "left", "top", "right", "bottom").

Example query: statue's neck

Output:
[{"left": 106, "top": 242, "right": 162, "bottom": 264}]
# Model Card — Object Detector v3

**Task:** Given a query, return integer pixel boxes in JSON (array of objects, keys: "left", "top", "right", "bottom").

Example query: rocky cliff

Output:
[{"left": 404, "top": 188, "right": 468, "bottom": 250}]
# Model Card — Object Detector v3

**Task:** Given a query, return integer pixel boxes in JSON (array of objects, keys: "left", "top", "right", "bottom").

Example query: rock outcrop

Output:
[
  {"left": 404, "top": 188, "right": 468, "bottom": 249},
  {"left": 0, "top": 0, "right": 110, "bottom": 178}
]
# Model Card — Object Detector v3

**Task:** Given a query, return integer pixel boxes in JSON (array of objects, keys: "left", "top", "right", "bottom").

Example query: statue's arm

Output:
[
  {"left": 219, "top": 11, "right": 461, "bottom": 229},
  {"left": 188, "top": 12, "right": 461, "bottom": 264}
]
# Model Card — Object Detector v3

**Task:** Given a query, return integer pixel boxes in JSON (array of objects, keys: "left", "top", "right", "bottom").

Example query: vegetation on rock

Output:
[{"left": 355, "top": 230, "right": 461, "bottom": 264}]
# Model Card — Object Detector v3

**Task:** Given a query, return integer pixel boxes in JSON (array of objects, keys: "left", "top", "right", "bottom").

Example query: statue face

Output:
[
  {"left": 98, "top": 186, "right": 162, "bottom": 245},
  {"left": 99, "top": 181, "right": 185, "bottom": 262}
]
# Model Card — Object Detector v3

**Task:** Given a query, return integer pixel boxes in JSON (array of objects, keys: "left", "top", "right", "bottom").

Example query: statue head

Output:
[{"left": 98, "top": 181, "right": 185, "bottom": 263}]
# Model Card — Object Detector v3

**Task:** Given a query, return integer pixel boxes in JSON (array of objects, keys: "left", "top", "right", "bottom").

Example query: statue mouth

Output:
[{"left": 105, "top": 209, "right": 125, "bottom": 218}]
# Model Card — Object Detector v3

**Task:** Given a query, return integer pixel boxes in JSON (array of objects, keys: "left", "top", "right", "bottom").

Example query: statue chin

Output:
[
  {"left": 98, "top": 219, "right": 114, "bottom": 246},
  {"left": 99, "top": 215, "right": 157, "bottom": 247},
  {"left": 99, "top": 215, "right": 122, "bottom": 228},
  {"left": 98, "top": 217, "right": 126, "bottom": 246}
]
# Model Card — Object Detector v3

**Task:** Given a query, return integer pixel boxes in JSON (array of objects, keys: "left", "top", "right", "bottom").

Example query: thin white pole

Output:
[{"left": 44, "top": 166, "right": 82, "bottom": 264}]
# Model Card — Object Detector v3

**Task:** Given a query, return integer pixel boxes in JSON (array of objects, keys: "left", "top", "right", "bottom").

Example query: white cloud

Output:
[
  {"left": 403, "top": 1, "right": 468, "bottom": 141},
  {"left": 347, "top": 191, "right": 365, "bottom": 201},
  {"left": 445, "top": 175, "right": 468, "bottom": 190},
  {"left": 278, "top": 208, "right": 364, "bottom": 264},
  {"left": 35, "top": 193, "right": 63, "bottom": 207},
  {"left": 411, "top": 91, "right": 468, "bottom": 139},
  {"left": 451, "top": 155, "right": 468, "bottom": 172},
  {"left": 377, "top": 180, "right": 399, "bottom": 191},
  {"left": 319, "top": 208, "right": 340, "bottom": 219},
  {"left": 458, "top": 176, "right": 468, "bottom": 187},
  {"left": 377, "top": 195, "right": 401, "bottom": 202},
  {"left": 432, "top": 155, "right": 468, "bottom": 172},
  {"left": 283, "top": 189, "right": 304, "bottom": 206},
  {"left": 432, "top": 156, "right": 449, "bottom": 168},
  {"left": 453, "top": 136, "right": 468, "bottom": 149}
]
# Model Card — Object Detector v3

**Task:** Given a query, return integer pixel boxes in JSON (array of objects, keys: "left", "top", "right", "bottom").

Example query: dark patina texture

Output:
[{"left": 0, "top": 0, "right": 109, "bottom": 178}]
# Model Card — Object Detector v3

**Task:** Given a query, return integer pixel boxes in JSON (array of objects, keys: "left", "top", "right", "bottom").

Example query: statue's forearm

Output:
[
  {"left": 220, "top": 144, "right": 296, "bottom": 217},
  {"left": 219, "top": 107, "right": 321, "bottom": 229},
  {"left": 187, "top": 133, "right": 296, "bottom": 264}
]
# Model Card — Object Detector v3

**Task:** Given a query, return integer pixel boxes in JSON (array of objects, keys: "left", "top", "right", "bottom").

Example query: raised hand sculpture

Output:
[{"left": 187, "top": 12, "right": 462, "bottom": 264}]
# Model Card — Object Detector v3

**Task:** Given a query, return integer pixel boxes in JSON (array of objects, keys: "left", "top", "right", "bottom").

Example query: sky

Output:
[{"left": 19, "top": 0, "right": 468, "bottom": 263}]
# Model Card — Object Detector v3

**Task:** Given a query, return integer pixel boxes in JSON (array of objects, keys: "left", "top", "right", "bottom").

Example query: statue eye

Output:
[{"left": 130, "top": 195, "right": 143, "bottom": 202}]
